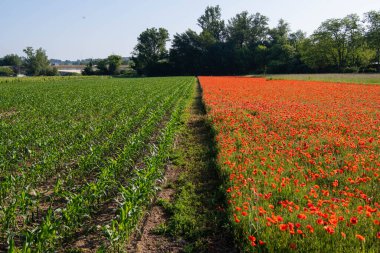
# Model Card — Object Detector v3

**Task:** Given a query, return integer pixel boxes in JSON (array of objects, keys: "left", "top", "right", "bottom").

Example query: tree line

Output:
[
  {"left": 1, "top": 6, "right": 379, "bottom": 77},
  {"left": 132, "top": 6, "right": 380, "bottom": 76},
  {"left": 0, "top": 47, "right": 59, "bottom": 76}
]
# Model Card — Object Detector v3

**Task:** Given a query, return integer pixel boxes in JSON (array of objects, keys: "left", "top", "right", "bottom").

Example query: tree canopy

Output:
[
  {"left": 23, "top": 47, "right": 58, "bottom": 76},
  {"left": 131, "top": 7, "right": 380, "bottom": 76},
  {"left": 2, "top": 7, "right": 379, "bottom": 77},
  {"left": 365, "top": 10, "right": 380, "bottom": 71},
  {"left": 132, "top": 27, "right": 170, "bottom": 76}
]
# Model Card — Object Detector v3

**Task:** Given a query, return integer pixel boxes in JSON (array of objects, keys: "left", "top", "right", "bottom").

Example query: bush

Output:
[
  {"left": 362, "top": 67, "right": 378, "bottom": 73},
  {"left": 82, "top": 63, "right": 96, "bottom": 75},
  {"left": 44, "top": 67, "right": 59, "bottom": 76},
  {"left": 62, "top": 72, "right": 81, "bottom": 76},
  {"left": 342, "top": 66, "right": 359, "bottom": 73},
  {"left": 0, "top": 66, "right": 15, "bottom": 76}
]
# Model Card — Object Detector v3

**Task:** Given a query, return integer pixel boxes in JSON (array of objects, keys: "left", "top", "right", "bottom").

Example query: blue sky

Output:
[{"left": 1, "top": 0, "right": 379, "bottom": 60}]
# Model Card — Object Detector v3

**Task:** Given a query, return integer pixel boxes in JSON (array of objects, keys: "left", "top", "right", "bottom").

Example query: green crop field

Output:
[
  {"left": 0, "top": 76, "right": 194, "bottom": 251},
  {"left": 263, "top": 73, "right": 380, "bottom": 85}
]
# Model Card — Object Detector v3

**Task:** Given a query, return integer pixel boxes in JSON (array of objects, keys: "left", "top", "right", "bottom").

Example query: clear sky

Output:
[{"left": 1, "top": 0, "right": 379, "bottom": 60}]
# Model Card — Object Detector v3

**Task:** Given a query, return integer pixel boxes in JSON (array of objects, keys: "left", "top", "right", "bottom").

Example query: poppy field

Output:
[
  {"left": 0, "top": 76, "right": 194, "bottom": 251},
  {"left": 199, "top": 77, "right": 380, "bottom": 252}
]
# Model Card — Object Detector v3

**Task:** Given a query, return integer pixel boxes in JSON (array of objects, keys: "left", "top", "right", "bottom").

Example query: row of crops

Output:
[
  {"left": 199, "top": 77, "right": 380, "bottom": 252},
  {"left": 0, "top": 76, "right": 195, "bottom": 251}
]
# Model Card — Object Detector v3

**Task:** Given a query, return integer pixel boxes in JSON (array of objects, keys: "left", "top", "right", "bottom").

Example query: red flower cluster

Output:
[{"left": 199, "top": 76, "right": 380, "bottom": 251}]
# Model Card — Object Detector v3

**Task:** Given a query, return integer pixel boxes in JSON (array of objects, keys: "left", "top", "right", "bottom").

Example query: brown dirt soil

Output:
[
  {"left": 126, "top": 163, "right": 185, "bottom": 253},
  {"left": 0, "top": 109, "right": 18, "bottom": 118}
]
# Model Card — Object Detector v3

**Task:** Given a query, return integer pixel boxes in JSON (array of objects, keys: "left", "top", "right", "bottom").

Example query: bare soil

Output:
[{"left": 126, "top": 162, "right": 184, "bottom": 253}]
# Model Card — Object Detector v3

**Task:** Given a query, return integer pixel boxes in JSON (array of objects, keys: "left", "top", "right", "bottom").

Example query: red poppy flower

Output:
[
  {"left": 350, "top": 217, "right": 358, "bottom": 225},
  {"left": 297, "top": 213, "right": 307, "bottom": 220},
  {"left": 356, "top": 234, "right": 365, "bottom": 241},
  {"left": 324, "top": 226, "right": 335, "bottom": 234},
  {"left": 306, "top": 225, "right": 314, "bottom": 233}
]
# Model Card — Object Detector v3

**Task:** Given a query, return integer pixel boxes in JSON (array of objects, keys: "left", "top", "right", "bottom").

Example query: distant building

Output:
[{"left": 56, "top": 65, "right": 84, "bottom": 75}]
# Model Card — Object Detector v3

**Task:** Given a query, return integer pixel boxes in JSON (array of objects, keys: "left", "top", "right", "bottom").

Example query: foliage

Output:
[
  {"left": 82, "top": 60, "right": 96, "bottom": 75},
  {"left": 365, "top": 10, "right": 380, "bottom": 72},
  {"left": 23, "top": 47, "right": 58, "bottom": 76},
  {"left": 131, "top": 27, "right": 170, "bottom": 76},
  {"left": 197, "top": 5, "right": 226, "bottom": 42},
  {"left": 0, "top": 66, "right": 14, "bottom": 76},
  {"left": 0, "top": 76, "right": 195, "bottom": 251},
  {"left": 0, "top": 54, "right": 22, "bottom": 75},
  {"left": 200, "top": 76, "right": 380, "bottom": 252},
  {"left": 96, "top": 58, "right": 109, "bottom": 74},
  {"left": 82, "top": 55, "right": 123, "bottom": 75},
  {"left": 107, "top": 54, "right": 123, "bottom": 75},
  {"left": 265, "top": 73, "right": 380, "bottom": 84},
  {"left": 170, "top": 29, "right": 204, "bottom": 75},
  {"left": 131, "top": 6, "right": 380, "bottom": 76},
  {"left": 153, "top": 85, "right": 235, "bottom": 252},
  {"left": 227, "top": 11, "right": 269, "bottom": 48}
]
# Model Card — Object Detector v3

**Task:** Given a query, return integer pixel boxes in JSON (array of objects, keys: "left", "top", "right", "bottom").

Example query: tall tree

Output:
[
  {"left": 269, "top": 19, "right": 291, "bottom": 44},
  {"left": 227, "top": 11, "right": 253, "bottom": 48},
  {"left": 132, "top": 27, "right": 169, "bottom": 75},
  {"left": 170, "top": 29, "right": 203, "bottom": 75},
  {"left": 197, "top": 5, "right": 225, "bottom": 42},
  {"left": 267, "top": 19, "right": 298, "bottom": 73},
  {"left": 343, "top": 14, "right": 366, "bottom": 68},
  {"left": 23, "top": 47, "right": 57, "bottom": 76},
  {"left": 365, "top": 10, "right": 380, "bottom": 71},
  {"left": 226, "top": 11, "right": 269, "bottom": 73},
  {"left": 302, "top": 14, "right": 366, "bottom": 72},
  {"left": 288, "top": 30, "right": 306, "bottom": 50}
]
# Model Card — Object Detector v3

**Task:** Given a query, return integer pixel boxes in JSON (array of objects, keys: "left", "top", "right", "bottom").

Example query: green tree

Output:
[
  {"left": 23, "top": 47, "right": 57, "bottom": 76},
  {"left": 226, "top": 11, "right": 252, "bottom": 47},
  {"left": 300, "top": 14, "right": 367, "bottom": 72},
  {"left": 269, "top": 19, "right": 291, "bottom": 44},
  {"left": 197, "top": 5, "right": 226, "bottom": 42},
  {"left": 365, "top": 10, "right": 380, "bottom": 71},
  {"left": 289, "top": 30, "right": 306, "bottom": 50},
  {"left": 227, "top": 11, "right": 269, "bottom": 47},
  {"left": 1, "top": 54, "right": 22, "bottom": 66},
  {"left": 266, "top": 19, "right": 299, "bottom": 73},
  {"left": 82, "top": 60, "right": 95, "bottom": 75},
  {"left": 226, "top": 11, "right": 269, "bottom": 73},
  {"left": 82, "top": 55, "right": 123, "bottom": 75},
  {"left": 0, "top": 54, "right": 22, "bottom": 74},
  {"left": 170, "top": 29, "right": 203, "bottom": 75},
  {"left": 0, "top": 66, "right": 14, "bottom": 76},
  {"left": 299, "top": 37, "right": 333, "bottom": 71},
  {"left": 107, "top": 54, "right": 122, "bottom": 75},
  {"left": 96, "top": 59, "right": 109, "bottom": 74},
  {"left": 132, "top": 27, "right": 170, "bottom": 76}
]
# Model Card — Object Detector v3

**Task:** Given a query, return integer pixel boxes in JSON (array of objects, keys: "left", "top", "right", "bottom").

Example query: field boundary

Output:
[{"left": 126, "top": 80, "right": 237, "bottom": 252}]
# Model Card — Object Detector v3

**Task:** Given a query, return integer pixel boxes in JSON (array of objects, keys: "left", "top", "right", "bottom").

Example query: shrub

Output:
[
  {"left": 342, "top": 66, "right": 359, "bottom": 73},
  {"left": 0, "top": 66, "right": 15, "bottom": 76}
]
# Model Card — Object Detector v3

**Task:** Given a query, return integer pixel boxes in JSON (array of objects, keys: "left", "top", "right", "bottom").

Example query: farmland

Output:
[
  {"left": 0, "top": 76, "right": 194, "bottom": 251},
  {"left": 264, "top": 74, "right": 380, "bottom": 85},
  {"left": 199, "top": 77, "right": 380, "bottom": 252},
  {"left": 0, "top": 75, "right": 379, "bottom": 252}
]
